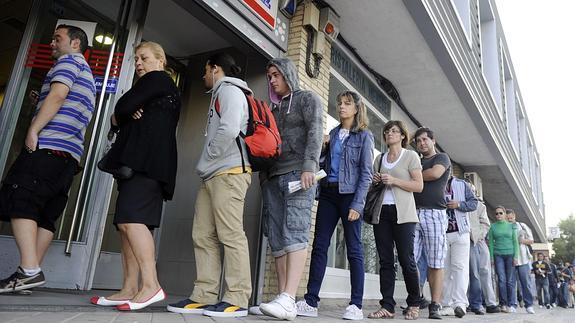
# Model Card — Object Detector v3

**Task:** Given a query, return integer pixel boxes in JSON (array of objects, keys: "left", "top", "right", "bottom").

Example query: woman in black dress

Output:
[{"left": 91, "top": 41, "right": 180, "bottom": 310}]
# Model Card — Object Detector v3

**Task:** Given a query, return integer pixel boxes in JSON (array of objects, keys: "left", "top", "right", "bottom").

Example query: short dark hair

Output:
[
  {"left": 537, "top": 252, "right": 544, "bottom": 257},
  {"left": 383, "top": 120, "right": 410, "bottom": 148},
  {"left": 414, "top": 127, "right": 435, "bottom": 141},
  {"left": 207, "top": 53, "right": 242, "bottom": 77},
  {"left": 506, "top": 209, "right": 515, "bottom": 214},
  {"left": 56, "top": 24, "right": 89, "bottom": 53}
]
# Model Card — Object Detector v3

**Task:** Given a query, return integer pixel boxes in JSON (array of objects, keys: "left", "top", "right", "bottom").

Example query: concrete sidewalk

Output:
[
  {"left": 1, "top": 289, "right": 575, "bottom": 322},
  {"left": 2, "top": 307, "right": 575, "bottom": 323}
]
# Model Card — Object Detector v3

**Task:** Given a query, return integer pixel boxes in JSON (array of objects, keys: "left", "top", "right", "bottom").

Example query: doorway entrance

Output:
[
  {"left": 0, "top": 0, "right": 139, "bottom": 289},
  {"left": 0, "top": 0, "right": 273, "bottom": 303},
  {"left": 90, "top": 0, "right": 271, "bottom": 304}
]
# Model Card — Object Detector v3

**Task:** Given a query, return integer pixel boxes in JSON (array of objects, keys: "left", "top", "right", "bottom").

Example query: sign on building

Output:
[
  {"left": 548, "top": 226, "right": 561, "bottom": 240},
  {"left": 241, "top": 0, "right": 278, "bottom": 29}
]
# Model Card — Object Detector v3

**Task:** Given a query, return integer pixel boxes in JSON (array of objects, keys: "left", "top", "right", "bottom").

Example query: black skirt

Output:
[{"left": 114, "top": 172, "right": 163, "bottom": 230}]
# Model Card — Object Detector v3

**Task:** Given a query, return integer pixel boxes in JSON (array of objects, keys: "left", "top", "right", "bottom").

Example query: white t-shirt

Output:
[{"left": 382, "top": 149, "right": 405, "bottom": 205}]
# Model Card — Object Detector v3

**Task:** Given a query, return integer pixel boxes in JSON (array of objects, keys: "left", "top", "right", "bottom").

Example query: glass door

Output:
[{"left": 0, "top": 0, "right": 139, "bottom": 289}]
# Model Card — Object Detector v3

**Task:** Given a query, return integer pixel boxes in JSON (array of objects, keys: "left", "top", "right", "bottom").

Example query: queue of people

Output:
[{"left": 0, "top": 26, "right": 571, "bottom": 321}]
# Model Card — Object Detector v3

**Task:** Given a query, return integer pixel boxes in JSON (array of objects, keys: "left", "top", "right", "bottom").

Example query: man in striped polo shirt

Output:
[{"left": 0, "top": 24, "right": 95, "bottom": 293}]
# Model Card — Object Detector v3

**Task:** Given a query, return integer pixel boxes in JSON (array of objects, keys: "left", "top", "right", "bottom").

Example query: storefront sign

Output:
[
  {"left": 241, "top": 0, "right": 278, "bottom": 29},
  {"left": 94, "top": 77, "right": 118, "bottom": 94},
  {"left": 331, "top": 46, "right": 391, "bottom": 118},
  {"left": 25, "top": 44, "right": 124, "bottom": 78}
]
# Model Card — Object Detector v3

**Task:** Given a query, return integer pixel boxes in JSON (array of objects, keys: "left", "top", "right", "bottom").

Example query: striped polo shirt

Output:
[{"left": 36, "top": 53, "right": 96, "bottom": 162}]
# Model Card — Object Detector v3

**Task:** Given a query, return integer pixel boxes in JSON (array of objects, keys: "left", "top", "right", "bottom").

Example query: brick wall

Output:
[{"left": 262, "top": 0, "right": 332, "bottom": 301}]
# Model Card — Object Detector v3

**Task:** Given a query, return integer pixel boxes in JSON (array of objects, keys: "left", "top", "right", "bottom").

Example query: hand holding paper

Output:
[{"left": 288, "top": 170, "right": 327, "bottom": 194}]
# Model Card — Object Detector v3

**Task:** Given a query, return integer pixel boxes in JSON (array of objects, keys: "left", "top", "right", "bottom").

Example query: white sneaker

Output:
[
  {"left": 342, "top": 304, "right": 363, "bottom": 320},
  {"left": 259, "top": 293, "right": 297, "bottom": 321},
  {"left": 249, "top": 306, "right": 263, "bottom": 315},
  {"left": 295, "top": 300, "right": 318, "bottom": 317},
  {"left": 439, "top": 306, "right": 454, "bottom": 316},
  {"left": 508, "top": 306, "right": 517, "bottom": 313},
  {"left": 526, "top": 306, "right": 535, "bottom": 314}
]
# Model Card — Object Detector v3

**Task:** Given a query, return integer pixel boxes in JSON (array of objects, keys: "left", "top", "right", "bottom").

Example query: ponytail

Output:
[{"left": 207, "top": 53, "right": 242, "bottom": 77}]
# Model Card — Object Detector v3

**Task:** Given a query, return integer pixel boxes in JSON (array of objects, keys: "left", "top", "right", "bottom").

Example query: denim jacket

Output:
[{"left": 320, "top": 125, "right": 374, "bottom": 214}]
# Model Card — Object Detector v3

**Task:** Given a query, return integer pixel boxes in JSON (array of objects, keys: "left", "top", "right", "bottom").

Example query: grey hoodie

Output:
[
  {"left": 196, "top": 76, "right": 251, "bottom": 180},
  {"left": 266, "top": 58, "right": 324, "bottom": 177}
]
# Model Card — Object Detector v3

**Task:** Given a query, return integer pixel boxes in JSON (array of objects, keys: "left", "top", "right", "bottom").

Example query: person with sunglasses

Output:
[{"left": 488, "top": 206, "right": 519, "bottom": 313}]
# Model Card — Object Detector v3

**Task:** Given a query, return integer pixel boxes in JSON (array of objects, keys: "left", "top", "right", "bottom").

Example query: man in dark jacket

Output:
[
  {"left": 545, "top": 255, "right": 559, "bottom": 307},
  {"left": 258, "top": 58, "right": 324, "bottom": 321},
  {"left": 533, "top": 253, "right": 551, "bottom": 308}
]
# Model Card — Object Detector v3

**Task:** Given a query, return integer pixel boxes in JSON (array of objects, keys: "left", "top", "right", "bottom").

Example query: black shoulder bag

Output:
[
  {"left": 97, "top": 127, "right": 134, "bottom": 180},
  {"left": 363, "top": 153, "right": 386, "bottom": 224}
]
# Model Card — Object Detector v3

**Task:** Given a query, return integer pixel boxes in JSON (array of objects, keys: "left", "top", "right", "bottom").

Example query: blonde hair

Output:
[
  {"left": 135, "top": 41, "right": 166, "bottom": 69},
  {"left": 337, "top": 91, "right": 369, "bottom": 132}
]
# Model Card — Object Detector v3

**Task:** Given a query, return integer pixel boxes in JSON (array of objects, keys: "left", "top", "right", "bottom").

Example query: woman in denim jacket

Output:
[{"left": 296, "top": 91, "right": 374, "bottom": 320}]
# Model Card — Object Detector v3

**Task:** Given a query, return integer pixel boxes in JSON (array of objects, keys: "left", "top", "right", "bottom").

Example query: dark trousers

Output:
[
  {"left": 304, "top": 186, "right": 364, "bottom": 308},
  {"left": 373, "top": 205, "right": 420, "bottom": 312},
  {"left": 549, "top": 277, "right": 558, "bottom": 304},
  {"left": 535, "top": 277, "right": 550, "bottom": 306}
]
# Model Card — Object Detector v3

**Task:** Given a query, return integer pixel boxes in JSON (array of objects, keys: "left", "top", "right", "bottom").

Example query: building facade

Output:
[{"left": 0, "top": 0, "right": 544, "bottom": 304}]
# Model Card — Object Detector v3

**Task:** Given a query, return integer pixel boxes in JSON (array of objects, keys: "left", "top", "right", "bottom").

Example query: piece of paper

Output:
[{"left": 288, "top": 170, "right": 327, "bottom": 194}]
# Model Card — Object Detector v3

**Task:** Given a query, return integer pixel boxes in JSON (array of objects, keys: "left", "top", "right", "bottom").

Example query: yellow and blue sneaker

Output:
[
  {"left": 203, "top": 301, "right": 248, "bottom": 317},
  {"left": 166, "top": 299, "right": 210, "bottom": 314}
]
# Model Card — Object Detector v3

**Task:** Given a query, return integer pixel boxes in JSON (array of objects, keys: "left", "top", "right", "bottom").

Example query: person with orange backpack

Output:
[{"left": 167, "top": 53, "right": 253, "bottom": 318}]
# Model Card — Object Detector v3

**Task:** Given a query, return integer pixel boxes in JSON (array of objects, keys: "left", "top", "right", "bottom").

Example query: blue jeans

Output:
[
  {"left": 558, "top": 282, "right": 570, "bottom": 307},
  {"left": 535, "top": 277, "right": 550, "bottom": 306},
  {"left": 418, "top": 248, "right": 428, "bottom": 288},
  {"left": 549, "top": 276, "right": 558, "bottom": 304},
  {"left": 468, "top": 243, "right": 483, "bottom": 310},
  {"left": 515, "top": 264, "right": 534, "bottom": 307},
  {"left": 494, "top": 255, "right": 516, "bottom": 306},
  {"left": 304, "top": 186, "right": 364, "bottom": 308}
]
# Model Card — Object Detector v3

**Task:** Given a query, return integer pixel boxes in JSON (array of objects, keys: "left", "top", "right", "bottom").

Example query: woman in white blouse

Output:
[{"left": 368, "top": 120, "right": 423, "bottom": 320}]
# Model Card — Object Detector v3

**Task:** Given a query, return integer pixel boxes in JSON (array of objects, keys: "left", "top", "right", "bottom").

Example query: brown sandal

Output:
[
  {"left": 404, "top": 306, "right": 419, "bottom": 320},
  {"left": 368, "top": 307, "right": 395, "bottom": 319}
]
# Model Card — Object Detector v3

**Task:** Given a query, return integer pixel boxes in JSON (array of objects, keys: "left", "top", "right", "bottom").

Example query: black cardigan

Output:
[{"left": 109, "top": 70, "right": 180, "bottom": 200}]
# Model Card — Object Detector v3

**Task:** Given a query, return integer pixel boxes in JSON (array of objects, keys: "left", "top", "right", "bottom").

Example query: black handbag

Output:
[
  {"left": 363, "top": 154, "right": 385, "bottom": 224},
  {"left": 97, "top": 129, "right": 134, "bottom": 180},
  {"left": 97, "top": 151, "right": 134, "bottom": 180}
]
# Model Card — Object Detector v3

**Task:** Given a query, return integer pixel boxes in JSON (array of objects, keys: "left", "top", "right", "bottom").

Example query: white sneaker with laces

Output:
[
  {"left": 342, "top": 304, "right": 363, "bottom": 320},
  {"left": 508, "top": 306, "right": 517, "bottom": 313},
  {"left": 526, "top": 306, "right": 535, "bottom": 314},
  {"left": 439, "top": 306, "right": 454, "bottom": 316},
  {"left": 259, "top": 292, "right": 297, "bottom": 321},
  {"left": 295, "top": 300, "right": 318, "bottom": 317}
]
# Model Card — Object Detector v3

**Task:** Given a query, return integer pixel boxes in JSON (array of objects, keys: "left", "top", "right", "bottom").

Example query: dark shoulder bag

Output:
[
  {"left": 97, "top": 128, "right": 134, "bottom": 180},
  {"left": 363, "top": 154, "right": 386, "bottom": 224}
]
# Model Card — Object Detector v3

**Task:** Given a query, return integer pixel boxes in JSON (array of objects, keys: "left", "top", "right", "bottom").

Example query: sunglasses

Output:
[{"left": 495, "top": 212, "right": 504, "bottom": 215}]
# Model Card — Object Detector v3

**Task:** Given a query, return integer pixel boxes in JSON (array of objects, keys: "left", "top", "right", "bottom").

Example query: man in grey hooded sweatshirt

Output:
[
  {"left": 167, "top": 53, "right": 252, "bottom": 318},
  {"left": 258, "top": 58, "right": 324, "bottom": 320}
]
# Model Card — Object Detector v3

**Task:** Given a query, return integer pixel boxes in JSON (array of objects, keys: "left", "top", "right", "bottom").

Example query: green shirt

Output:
[{"left": 488, "top": 220, "right": 519, "bottom": 259}]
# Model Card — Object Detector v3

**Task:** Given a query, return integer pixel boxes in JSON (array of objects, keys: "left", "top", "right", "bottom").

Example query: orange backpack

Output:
[{"left": 215, "top": 90, "right": 281, "bottom": 172}]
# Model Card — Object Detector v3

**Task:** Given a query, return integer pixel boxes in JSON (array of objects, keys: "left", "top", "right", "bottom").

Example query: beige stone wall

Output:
[{"left": 262, "top": 1, "right": 332, "bottom": 302}]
